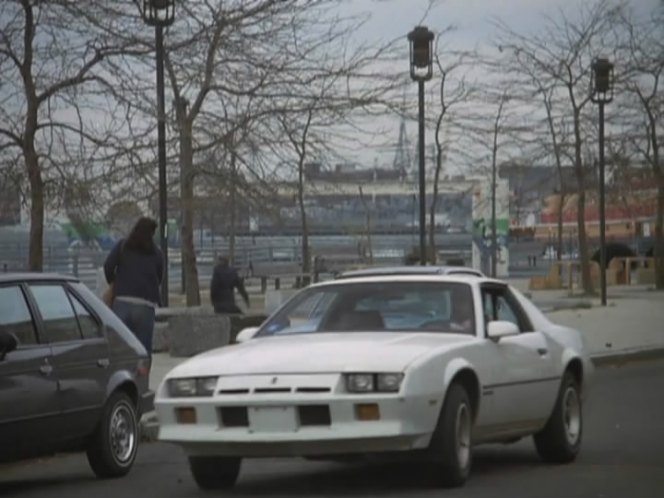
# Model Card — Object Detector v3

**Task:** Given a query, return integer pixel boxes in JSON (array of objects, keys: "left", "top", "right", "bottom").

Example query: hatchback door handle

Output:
[
  {"left": 537, "top": 348, "right": 548, "bottom": 356},
  {"left": 97, "top": 358, "right": 110, "bottom": 368}
]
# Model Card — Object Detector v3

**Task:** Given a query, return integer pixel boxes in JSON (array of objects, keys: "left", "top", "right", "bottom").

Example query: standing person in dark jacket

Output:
[
  {"left": 210, "top": 256, "right": 250, "bottom": 314},
  {"left": 104, "top": 217, "right": 163, "bottom": 358}
]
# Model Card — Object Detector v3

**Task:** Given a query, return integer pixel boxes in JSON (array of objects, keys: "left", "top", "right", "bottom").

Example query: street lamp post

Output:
[
  {"left": 408, "top": 26, "right": 435, "bottom": 266},
  {"left": 141, "top": 0, "right": 175, "bottom": 307},
  {"left": 590, "top": 57, "right": 614, "bottom": 307}
]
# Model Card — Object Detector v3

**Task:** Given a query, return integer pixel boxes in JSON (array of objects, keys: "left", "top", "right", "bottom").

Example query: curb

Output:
[
  {"left": 590, "top": 347, "right": 664, "bottom": 368},
  {"left": 138, "top": 348, "right": 664, "bottom": 444}
]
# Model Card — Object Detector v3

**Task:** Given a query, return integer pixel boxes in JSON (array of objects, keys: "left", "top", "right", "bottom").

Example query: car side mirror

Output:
[
  {"left": 487, "top": 321, "right": 520, "bottom": 341},
  {"left": 235, "top": 326, "right": 259, "bottom": 344},
  {"left": 0, "top": 331, "right": 18, "bottom": 361}
]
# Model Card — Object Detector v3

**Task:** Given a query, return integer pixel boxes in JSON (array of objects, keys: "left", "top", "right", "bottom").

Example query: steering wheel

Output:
[{"left": 418, "top": 319, "right": 452, "bottom": 330}]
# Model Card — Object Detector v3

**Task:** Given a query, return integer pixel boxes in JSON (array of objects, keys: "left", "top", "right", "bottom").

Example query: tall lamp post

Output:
[
  {"left": 590, "top": 57, "right": 614, "bottom": 307},
  {"left": 141, "top": 0, "right": 175, "bottom": 307},
  {"left": 408, "top": 26, "right": 435, "bottom": 266}
]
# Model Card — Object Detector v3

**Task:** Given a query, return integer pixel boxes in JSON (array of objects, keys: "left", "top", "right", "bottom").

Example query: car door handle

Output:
[
  {"left": 97, "top": 358, "right": 110, "bottom": 368},
  {"left": 39, "top": 364, "right": 53, "bottom": 376},
  {"left": 537, "top": 348, "right": 548, "bottom": 356}
]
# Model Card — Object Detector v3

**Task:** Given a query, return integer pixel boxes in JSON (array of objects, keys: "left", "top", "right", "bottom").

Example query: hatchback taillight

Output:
[{"left": 137, "top": 358, "right": 150, "bottom": 377}]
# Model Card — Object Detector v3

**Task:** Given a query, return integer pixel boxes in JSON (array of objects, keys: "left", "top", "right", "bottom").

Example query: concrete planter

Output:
[{"left": 153, "top": 306, "right": 267, "bottom": 357}]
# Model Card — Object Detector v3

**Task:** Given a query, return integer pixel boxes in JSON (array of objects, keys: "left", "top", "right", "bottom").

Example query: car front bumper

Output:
[{"left": 155, "top": 374, "right": 441, "bottom": 457}]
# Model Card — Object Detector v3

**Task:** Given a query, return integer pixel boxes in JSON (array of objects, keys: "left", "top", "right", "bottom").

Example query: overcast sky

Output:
[{"left": 330, "top": 0, "right": 659, "bottom": 173}]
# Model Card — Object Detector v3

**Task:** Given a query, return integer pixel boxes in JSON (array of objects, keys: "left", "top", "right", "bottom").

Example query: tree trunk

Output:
[
  {"left": 556, "top": 192, "right": 565, "bottom": 262},
  {"left": 655, "top": 181, "right": 664, "bottom": 290},
  {"left": 298, "top": 161, "right": 310, "bottom": 275},
  {"left": 573, "top": 110, "right": 593, "bottom": 294},
  {"left": 228, "top": 151, "right": 237, "bottom": 266},
  {"left": 646, "top": 109, "right": 663, "bottom": 289},
  {"left": 179, "top": 117, "right": 200, "bottom": 306},
  {"left": 358, "top": 186, "right": 374, "bottom": 265},
  {"left": 429, "top": 150, "right": 442, "bottom": 265},
  {"left": 25, "top": 141, "right": 44, "bottom": 271}
]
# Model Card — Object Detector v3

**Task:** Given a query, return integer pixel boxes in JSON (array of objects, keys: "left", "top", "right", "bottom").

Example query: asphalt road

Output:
[{"left": 2, "top": 358, "right": 664, "bottom": 498}]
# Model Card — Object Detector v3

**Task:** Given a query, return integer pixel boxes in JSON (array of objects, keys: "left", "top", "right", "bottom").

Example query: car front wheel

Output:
[
  {"left": 87, "top": 391, "right": 139, "bottom": 478},
  {"left": 426, "top": 382, "right": 473, "bottom": 487},
  {"left": 189, "top": 456, "right": 242, "bottom": 490},
  {"left": 534, "top": 371, "right": 582, "bottom": 463}
]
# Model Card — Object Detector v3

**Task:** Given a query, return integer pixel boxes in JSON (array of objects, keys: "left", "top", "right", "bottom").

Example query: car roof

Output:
[
  {"left": 317, "top": 273, "right": 505, "bottom": 289},
  {"left": 0, "top": 272, "right": 79, "bottom": 284},
  {"left": 336, "top": 265, "right": 485, "bottom": 279}
]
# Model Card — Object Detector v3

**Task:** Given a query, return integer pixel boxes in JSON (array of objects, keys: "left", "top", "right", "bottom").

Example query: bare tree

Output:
[
  {"left": 0, "top": 1, "right": 145, "bottom": 270},
  {"left": 494, "top": 0, "right": 623, "bottom": 294},
  {"left": 618, "top": 6, "right": 664, "bottom": 288},
  {"left": 428, "top": 40, "right": 473, "bottom": 264}
]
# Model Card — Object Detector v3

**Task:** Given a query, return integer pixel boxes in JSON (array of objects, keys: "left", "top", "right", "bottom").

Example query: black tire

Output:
[
  {"left": 86, "top": 391, "right": 139, "bottom": 478},
  {"left": 189, "top": 456, "right": 242, "bottom": 490},
  {"left": 534, "top": 371, "right": 582, "bottom": 463},
  {"left": 426, "top": 383, "right": 473, "bottom": 488}
]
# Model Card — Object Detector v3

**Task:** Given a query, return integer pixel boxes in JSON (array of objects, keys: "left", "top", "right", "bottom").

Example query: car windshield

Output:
[{"left": 257, "top": 281, "right": 476, "bottom": 337}]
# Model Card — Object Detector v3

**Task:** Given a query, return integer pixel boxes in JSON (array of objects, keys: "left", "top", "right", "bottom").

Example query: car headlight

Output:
[
  {"left": 376, "top": 373, "right": 404, "bottom": 392},
  {"left": 345, "top": 373, "right": 404, "bottom": 393},
  {"left": 346, "top": 373, "right": 375, "bottom": 393},
  {"left": 168, "top": 377, "right": 218, "bottom": 397}
]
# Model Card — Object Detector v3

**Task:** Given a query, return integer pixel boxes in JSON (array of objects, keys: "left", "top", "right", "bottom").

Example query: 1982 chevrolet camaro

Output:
[{"left": 155, "top": 274, "right": 592, "bottom": 489}]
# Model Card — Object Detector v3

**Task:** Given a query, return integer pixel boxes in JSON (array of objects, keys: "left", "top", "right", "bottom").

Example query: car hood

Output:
[{"left": 166, "top": 332, "right": 474, "bottom": 378}]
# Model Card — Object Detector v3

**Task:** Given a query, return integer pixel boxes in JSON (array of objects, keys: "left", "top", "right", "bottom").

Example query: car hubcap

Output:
[
  {"left": 562, "top": 387, "right": 581, "bottom": 446},
  {"left": 455, "top": 403, "right": 471, "bottom": 469},
  {"left": 110, "top": 403, "right": 136, "bottom": 464}
]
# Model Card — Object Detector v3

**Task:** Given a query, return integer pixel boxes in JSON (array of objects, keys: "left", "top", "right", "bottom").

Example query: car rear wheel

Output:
[
  {"left": 534, "top": 371, "right": 582, "bottom": 463},
  {"left": 426, "top": 382, "right": 473, "bottom": 487},
  {"left": 87, "top": 391, "right": 138, "bottom": 478},
  {"left": 189, "top": 456, "right": 242, "bottom": 490}
]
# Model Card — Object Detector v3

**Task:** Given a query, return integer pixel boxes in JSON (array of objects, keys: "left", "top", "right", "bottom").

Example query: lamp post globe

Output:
[
  {"left": 408, "top": 26, "right": 435, "bottom": 82},
  {"left": 141, "top": 0, "right": 175, "bottom": 27}
]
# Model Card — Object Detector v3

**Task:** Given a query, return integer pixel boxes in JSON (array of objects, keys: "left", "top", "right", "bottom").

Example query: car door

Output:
[
  {"left": 0, "top": 283, "right": 60, "bottom": 461},
  {"left": 28, "top": 283, "right": 111, "bottom": 439},
  {"left": 480, "top": 284, "right": 559, "bottom": 436}
]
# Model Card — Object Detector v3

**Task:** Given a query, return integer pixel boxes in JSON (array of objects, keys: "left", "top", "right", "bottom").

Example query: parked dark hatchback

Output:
[{"left": 0, "top": 273, "right": 152, "bottom": 478}]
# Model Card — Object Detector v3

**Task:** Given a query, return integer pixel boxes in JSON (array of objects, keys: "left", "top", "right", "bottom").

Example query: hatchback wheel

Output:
[{"left": 87, "top": 391, "right": 138, "bottom": 478}]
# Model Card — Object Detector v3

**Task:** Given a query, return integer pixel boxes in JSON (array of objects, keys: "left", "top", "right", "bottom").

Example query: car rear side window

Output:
[
  {"left": 70, "top": 294, "right": 101, "bottom": 339},
  {"left": 30, "top": 284, "right": 82, "bottom": 343},
  {"left": 0, "top": 286, "right": 38, "bottom": 346}
]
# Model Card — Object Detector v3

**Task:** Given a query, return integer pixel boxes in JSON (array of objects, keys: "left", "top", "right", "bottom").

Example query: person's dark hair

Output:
[
  {"left": 217, "top": 255, "right": 229, "bottom": 266},
  {"left": 124, "top": 217, "right": 158, "bottom": 254}
]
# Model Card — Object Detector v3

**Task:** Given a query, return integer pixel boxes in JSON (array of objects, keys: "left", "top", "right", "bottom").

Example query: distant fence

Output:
[{"left": 0, "top": 236, "right": 473, "bottom": 292}]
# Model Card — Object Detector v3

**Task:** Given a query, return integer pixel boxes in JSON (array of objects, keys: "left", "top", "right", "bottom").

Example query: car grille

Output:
[
  {"left": 298, "top": 405, "right": 331, "bottom": 426},
  {"left": 220, "top": 406, "right": 249, "bottom": 427}
]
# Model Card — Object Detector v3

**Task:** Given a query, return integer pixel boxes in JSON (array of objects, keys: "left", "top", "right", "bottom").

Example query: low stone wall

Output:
[{"left": 153, "top": 307, "right": 267, "bottom": 357}]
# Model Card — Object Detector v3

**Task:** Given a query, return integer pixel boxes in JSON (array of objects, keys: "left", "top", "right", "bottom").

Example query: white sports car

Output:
[{"left": 155, "top": 274, "right": 592, "bottom": 489}]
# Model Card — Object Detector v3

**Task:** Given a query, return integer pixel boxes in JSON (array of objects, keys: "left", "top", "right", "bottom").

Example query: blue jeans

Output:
[{"left": 112, "top": 300, "right": 156, "bottom": 358}]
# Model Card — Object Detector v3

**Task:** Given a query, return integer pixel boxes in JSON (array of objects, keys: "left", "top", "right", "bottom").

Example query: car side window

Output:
[
  {"left": 30, "top": 284, "right": 82, "bottom": 343},
  {"left": 69, "top": 294, "right": 102, "bottom": 339},
  {"left": 0, "top": 286, "right": 39, "bottom": 346},
  {"left": 482, "top": 286, "right": 533, "bottom": 333},
  {"left": 495, "top": 295, "right": 520, "bottom": 328}
]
